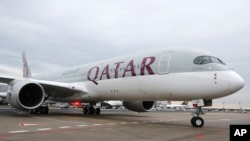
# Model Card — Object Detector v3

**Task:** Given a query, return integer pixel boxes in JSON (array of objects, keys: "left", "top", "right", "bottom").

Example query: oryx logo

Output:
[{"left": 230, "top": 125, "right": 250, "bottom": 141}]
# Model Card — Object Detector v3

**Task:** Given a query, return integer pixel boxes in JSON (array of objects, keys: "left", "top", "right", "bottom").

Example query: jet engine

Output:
[
  {"left": 123, "top": 101, "right": 155, "bottom": 112},
  {"left": 8, "top": 80, "right": 45, "bottom": 110}
]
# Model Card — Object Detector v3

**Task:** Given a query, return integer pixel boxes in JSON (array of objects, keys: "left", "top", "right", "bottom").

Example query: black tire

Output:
[
  {"left": 87, "top": 107, "right": 95, "bottom": 115},
  {"left": 83, "top": 108, "right": 88, "bottom": 115},
  {"left": 45, "top": 107, "right": 49, "bottom": 114},
  {"left": 191, "top": 117, "right": 196, "bottom": 125},
  {"left": 30, "top": 109, "right": 34, "bottom": 114},
  {"left": 40, "top": 107, "right": 49, "bottom": 114},
  {"left": 95, "top": 108, "right": 101, "bottom": 115},
  {"left": 34, "top": 108, "right": 38, "bottom": 114},
  {"left": 191, "top": 117, "right": 204, "bottom": 127}
]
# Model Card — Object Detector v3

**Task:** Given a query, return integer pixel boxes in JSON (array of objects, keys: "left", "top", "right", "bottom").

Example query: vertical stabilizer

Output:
[{"left": 22, "top": 51, "right": 32, "bottom": 78}]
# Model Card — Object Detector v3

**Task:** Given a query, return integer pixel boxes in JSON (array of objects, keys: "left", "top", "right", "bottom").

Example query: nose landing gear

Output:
[
  {"left": 191, "top": 107, "right": 204, "bottom": 127},
  {"left": 190, "top": 99, "right": 212, "bottom": 128}
]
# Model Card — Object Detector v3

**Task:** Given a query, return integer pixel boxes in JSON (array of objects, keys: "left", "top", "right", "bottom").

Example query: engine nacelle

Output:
[
  {"left": 8, "top": 80, "right": 45, "bottom": 110},
  {"left": 123, "top": 101, "right": 155, "bottom": 112}
]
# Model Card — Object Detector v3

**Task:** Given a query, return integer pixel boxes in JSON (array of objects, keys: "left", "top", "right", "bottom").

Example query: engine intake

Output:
[
  {"left": 8, "top": 80, "right": 45, "bottom": 110},
  {"left": 123, "top": 101, "right": 155, "bottom": 112}
]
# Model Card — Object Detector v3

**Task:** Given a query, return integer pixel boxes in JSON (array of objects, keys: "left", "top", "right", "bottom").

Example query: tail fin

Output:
[{"left": 22, "top": 51, "right": 32, "bottom": 78}]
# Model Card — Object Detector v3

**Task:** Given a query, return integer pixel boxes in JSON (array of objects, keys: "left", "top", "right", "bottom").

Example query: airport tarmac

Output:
[{"left": 0, "top": 106, "right": 250, "bottom": 141}]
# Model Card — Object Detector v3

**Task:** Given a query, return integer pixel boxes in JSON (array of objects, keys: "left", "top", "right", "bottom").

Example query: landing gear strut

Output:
[
  {"left": 30, "top": 106, "right": 49, "bottom": 114},
  {"left": 83, "top": 103, "right": 101, "bottom": 115},
  {"left": 190, "top": 99, "right": 212, "bottom": 128},
  {"left": 191, "top": 106, "right": 204, "bottom": 127}
]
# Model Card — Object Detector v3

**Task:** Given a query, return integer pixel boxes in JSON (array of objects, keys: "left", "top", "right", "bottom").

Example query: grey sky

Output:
[{"left": 0, "top": 0, "right": 249, "bottom": 108}]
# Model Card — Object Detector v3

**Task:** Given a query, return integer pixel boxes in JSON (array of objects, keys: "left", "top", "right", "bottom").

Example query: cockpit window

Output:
[{"left": 193, "top": 56, "right": 225, "bottom": 65}]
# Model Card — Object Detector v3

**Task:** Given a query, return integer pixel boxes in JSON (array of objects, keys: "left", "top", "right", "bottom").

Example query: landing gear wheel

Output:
[
  {"left": 40, "top": 107, "right": 49, "bottom": 114},
  {"left": 30, "top": 109, "right": 34, "bottom": 114},
  {"left": 82, "top": 103, "right": 101, "bottom": 115},
  {"left": 95, "top": 108, "right": 101, "bottom": 115},
  {"left": 87, "top": 107, "right": 95, "bottom": 115},
  {"left": 191, "top": 117, "right": 204, "bottom": 128},
  {"left": 83, "top": 107, "right": 101, "bottom": 115},
  {"left": 191, "top": 105, "right": 205, "bottom": 127},
  {"left": 83, "top": 108, "right": 88, "bottom": 115},
  {"left": 34, "top": 108, "right": 38, "bottom": 114}
]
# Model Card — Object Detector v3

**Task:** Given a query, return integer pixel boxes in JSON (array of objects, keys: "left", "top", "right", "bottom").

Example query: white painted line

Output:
[
  {"left": 107, "top": 123, "right": 116, "bottom": 125},
  {"left": 92, "top": 124, "right": 103, "bottom": 126},
  {"left": 9, "top": 130, "right": 29, "bottom": 134},
  {"left": 37, "top": 128, "right": 51, "bottom": 131},
  {"left": 59, "top": 126, "right": 71, "bottom": 129},
  {"left": 131, "top": 122, "right": 139, "bottom": 124},
  {"left": 119, "top": 122, "right": 127, "bottom": 124},
  {"left": 32, "top": 116, "right": 86, "bottom": 124},
  {"left": 220, "top": 119, "right": 230, "bottom": 121},
  {"left": 77, "top": 125, "right": 87, "bottom": 127}
]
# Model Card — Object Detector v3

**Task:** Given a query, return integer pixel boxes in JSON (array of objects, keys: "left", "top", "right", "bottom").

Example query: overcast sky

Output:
[{"left": 0, "top": 0, "right": 249, "bottom": 108}]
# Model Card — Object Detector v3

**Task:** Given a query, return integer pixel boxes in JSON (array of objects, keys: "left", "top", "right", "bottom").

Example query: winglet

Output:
[{"left": 22, "top": 51, "right": 32, "bottom": 78}]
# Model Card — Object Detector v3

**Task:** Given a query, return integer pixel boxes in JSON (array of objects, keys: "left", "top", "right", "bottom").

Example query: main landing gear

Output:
[
  {"left": 82, "top": 103, "right": 101, "bottom": 115},
  {"left": 30, "top": 106, "right": 49, "bottom": 114},
  {"left": 191, "top": 106, "right": 205, "bottom": 127}
]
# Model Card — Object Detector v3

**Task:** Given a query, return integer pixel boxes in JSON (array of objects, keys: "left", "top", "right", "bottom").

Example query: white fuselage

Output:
[{"left": 35, "top": 48, "right": 244, "bottom": 102}]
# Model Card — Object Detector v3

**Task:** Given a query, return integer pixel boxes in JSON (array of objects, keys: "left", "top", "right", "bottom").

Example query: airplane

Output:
[
  {"left": 167, "top": 101, "right": 188, "bottom": 108},
  {"left": 0, "top": 48, "right": 244, "bottom": 127},
  {"left": 165, "top": 101, "right": 188, "bottom": 110},
  {"left": 0, "top": 83, "right": 9, "bottom": 104},
  {"left": 154, "top": 101, "right": 188, "bottom": 111},
  {"left": 101, "top": 101, "right": 123, "bottom": 109}
]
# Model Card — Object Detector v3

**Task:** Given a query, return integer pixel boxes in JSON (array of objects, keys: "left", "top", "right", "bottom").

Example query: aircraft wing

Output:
[
  {"left": 31, "top": 79, "right": 88, "bottom": 97},
  {"left": 0, "top": 76, "right": 16, "bottom": 84},
  {"left": 0, "top": 76, "right": 88, "bottom": 97}
]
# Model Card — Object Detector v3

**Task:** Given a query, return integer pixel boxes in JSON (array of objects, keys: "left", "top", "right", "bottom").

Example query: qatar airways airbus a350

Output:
[{"left": 0, "top": 48, "right": 244, "bottom": 127}]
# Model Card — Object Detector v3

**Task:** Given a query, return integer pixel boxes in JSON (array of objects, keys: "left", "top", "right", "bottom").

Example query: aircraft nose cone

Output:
[{"left": 229, "top": 72, "right": 245, "bottom": 93}]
